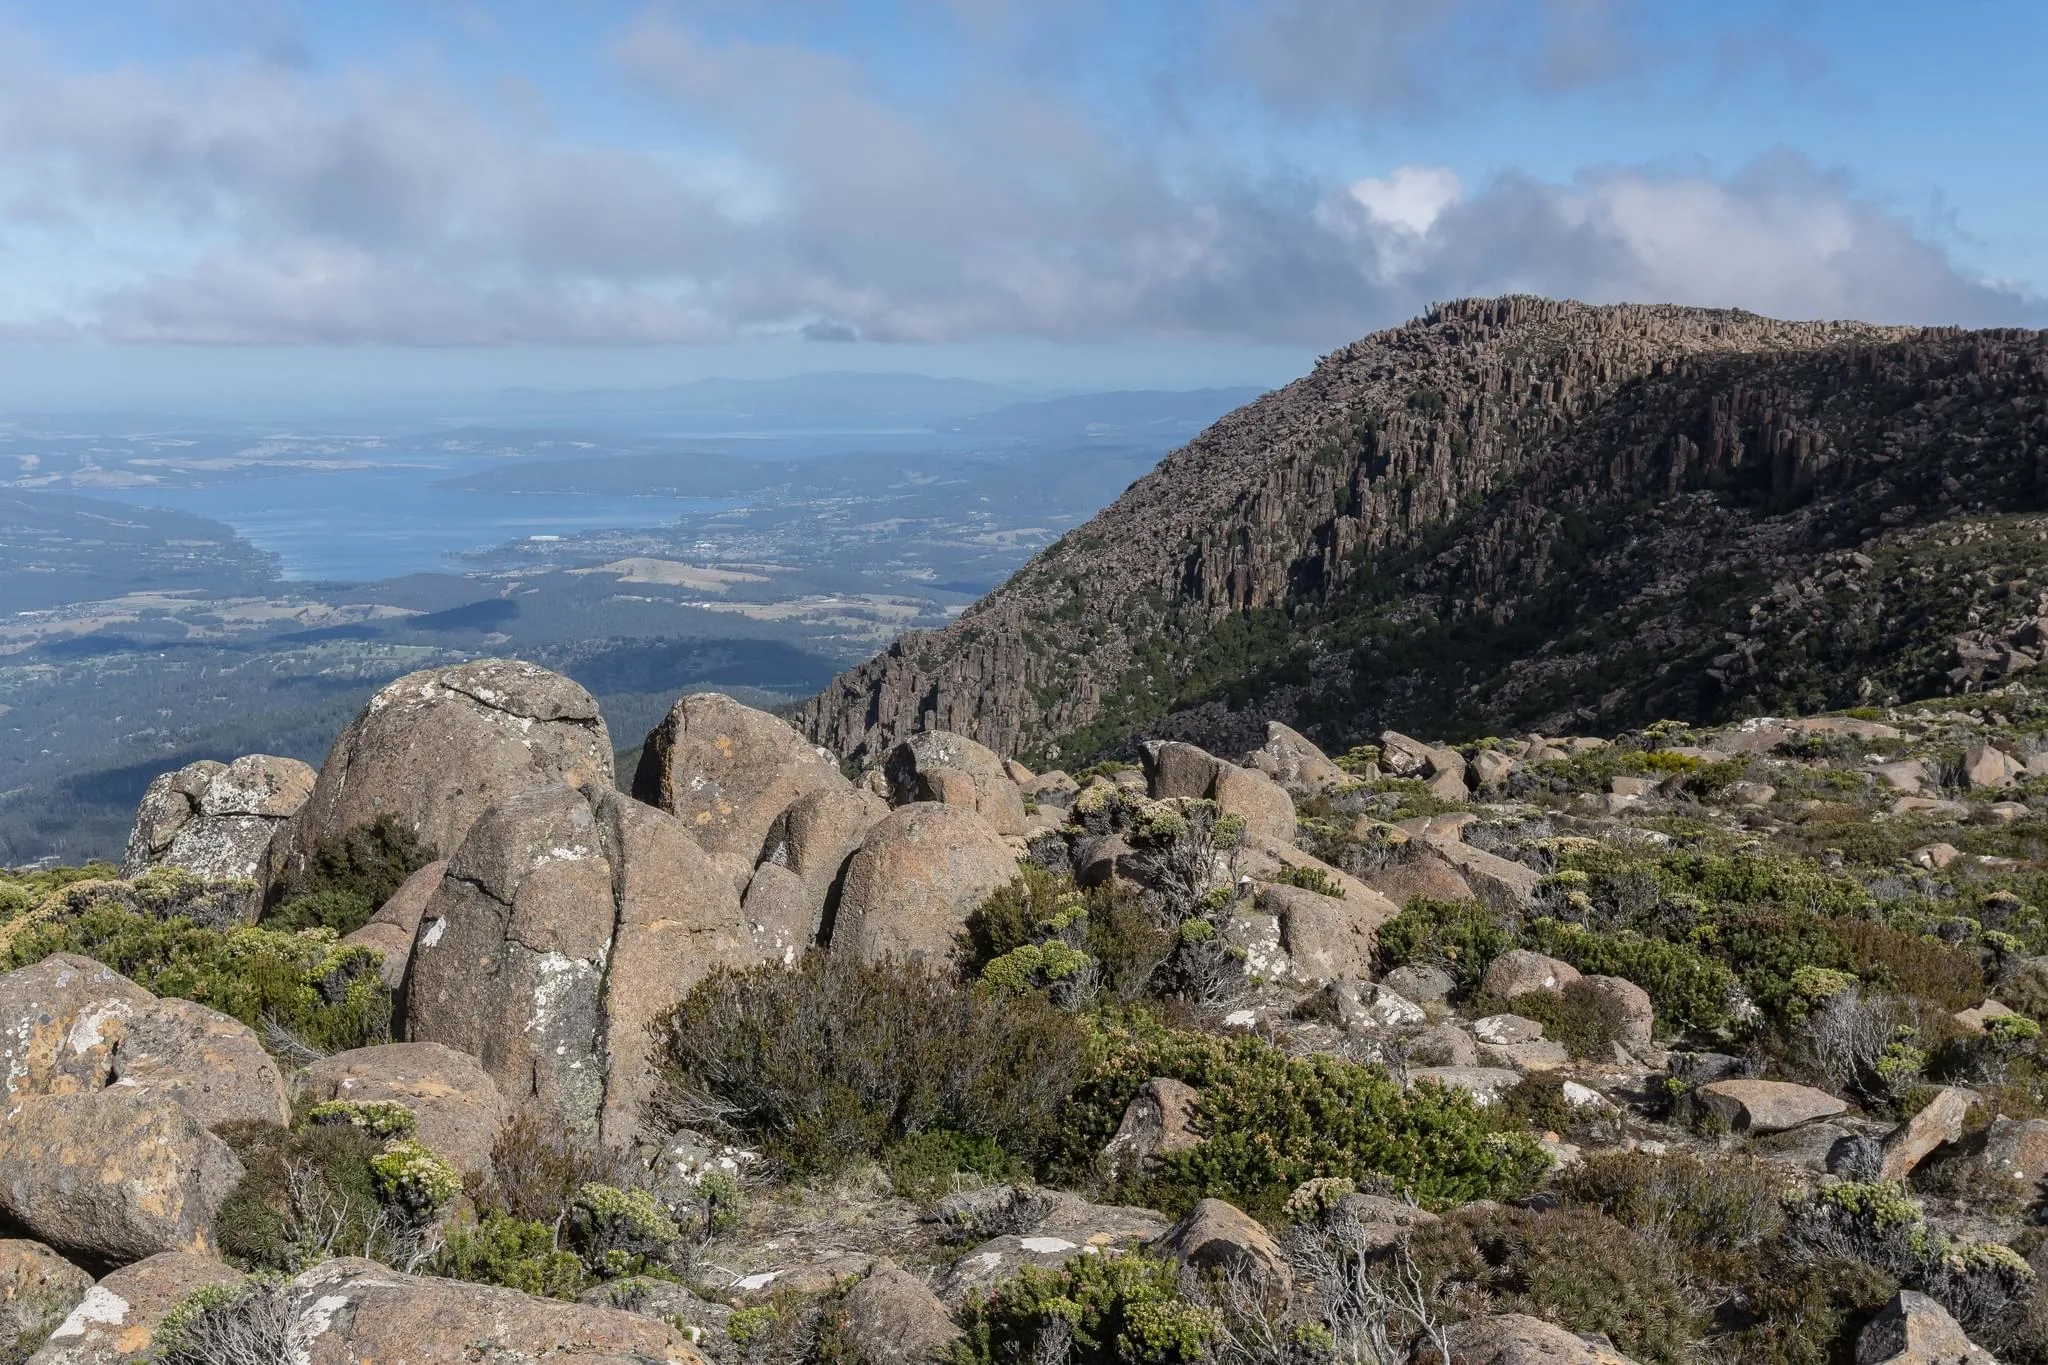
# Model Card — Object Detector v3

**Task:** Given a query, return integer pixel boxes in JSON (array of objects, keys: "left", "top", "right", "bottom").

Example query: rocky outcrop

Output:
[
  {"left": 0, "top": 1091, "right": 243, "bottom": 1268},
  {"left": 405, "top": 783, "right": 766, "bottom": 1146},
  {"left": 837, "top": 1260, "right": 960, "bottom": 1365},
  {"left": 26, "top": 1252, "right": 243, "bottom": 1365},
  {"left": 883, "top": 731, "right": 1028, "bottom": 836},
  {"left": 274, "top": 659, "right": 612, "bottom": 887},
  {"left": 120, "top": 754, "right": 314, "bottom": 891},
  {"left": 1152, "top": 1198, "right": 1291, "bottom": 1294},
  {"left": 829, "top": 803, "right": 1019, "bottom": 963},
  {"left": 749, "top": 786, "right": 892, "bottom": 950},
  {"left": 631, "top": 691, "right": 849, "bottom": 891},
  {"left": 1105, "top": 1077, "right": 1203, "bottom": 1178},
  {"left": 0, "top": 955, "right": 288, "bottom": 1130},
  {"left": 801, "top": 301, "right": 2046, "bottom": 767}
]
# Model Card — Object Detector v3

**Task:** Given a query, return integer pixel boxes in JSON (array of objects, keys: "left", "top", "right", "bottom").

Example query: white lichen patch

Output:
[{"left": 49, "top": 1286, "right": 128, "bottom": 1338}]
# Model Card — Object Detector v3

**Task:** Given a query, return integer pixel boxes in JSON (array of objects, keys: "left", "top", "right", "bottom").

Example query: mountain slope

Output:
[{"left": 800, "top": 297, "right": 2048, "bottom": 766}]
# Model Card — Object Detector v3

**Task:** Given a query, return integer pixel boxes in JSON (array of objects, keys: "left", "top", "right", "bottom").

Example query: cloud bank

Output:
[{"left": 0, "top": 5, "right": 2032, "bottom": 349}]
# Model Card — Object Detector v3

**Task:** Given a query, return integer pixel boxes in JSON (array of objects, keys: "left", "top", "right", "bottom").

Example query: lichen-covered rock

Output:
[
  {"left": 26, "top": 1252, "right": 243, "bottom": 1365},
  {"left": 1260, "top": 883, "right": 1392, "bottom": 986},
  {"left": 282, "top": 1257, "right": 710, "bottom": 1364},
  {"left": 1104, "top": 1077, "right": 1202, "bottom": 1178},
  {"left": 120, "top": 754, "right": 314, "bottom": 892},
  {"left": 1978, "top": 1115, "right": 2048, "bottom": 1185},
  {"left": 1578, "top": 974, "right": 1655, "bottom": 1048},
  {"left": 1421, "top": 1312, "right": 1642, "bottom": 1363},
  {"left": 838, "top": 1260, "right": 960, "bottom": 1365},
  {"left": 1140, "top": 740, "right": 1223, "bottom": 800},
  {"left": 1481, "top": 950, "right": 1582, "bottom": 999},
  {"left": 884, "top": 731, "right": 1027, "bottom": 836},
  {"left": 406, "top": 785, "right": 773, "bottom": 1145},
  {"left": 830, "top": 804, "right": 1018, "bottom": 964},
  {"left": 276, "top": 659, "right": 611, "bottom": 886},
  {"left": 1855, "top": 1289, "right": 1996, "bottom": 1364},
  {"left": 339, "top": 858, "right": 447, "bottom": 992},
  {"left": 0, "top": 955, "right": 286, "bottom": 1130},
  {"left": 632, "top": 691, "right": 848, "bottom": 891},
  {"left": 299, "top": 1042, "right": 508, "bottom": 1177},
  {"left": 1, "top": 1241, "right": 92, "bottom": 1361},
  {"left": 0, "top": 1091, "right": 243, "bottom": 1268},
  {"left": 1244, "top": 721, "right": 1345, "bottom": 792}
]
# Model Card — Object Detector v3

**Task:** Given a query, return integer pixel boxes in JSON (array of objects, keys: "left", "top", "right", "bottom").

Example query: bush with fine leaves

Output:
[{"left": 653, "top": 952, "right": 1090, "bottom": 1177}]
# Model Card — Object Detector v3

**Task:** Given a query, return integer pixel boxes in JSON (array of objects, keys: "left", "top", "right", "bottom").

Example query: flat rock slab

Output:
[{"left": 1698, "top": 1079, "right": 1847, "bottom": 1134}]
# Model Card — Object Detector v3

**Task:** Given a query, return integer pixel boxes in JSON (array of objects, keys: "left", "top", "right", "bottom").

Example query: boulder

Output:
[
  {"left": 830, "top": 804, "right": 1018, "bottom": 964},
  {"left": 1877, "top": 1087, "right": 1974, "bottom": 1181},
  {"left": 340, "top": 857, "right": 447, "bottom": 991},
  {"left": 1979, "top": 1115, "right": 2048, "bottom": 1185},
  {"left": 407, "top": 786, "right": 767, "bottom": 1145},
  {"left": 120, "top": 754, "right": 315, "bottom": 890},
  {"left": 755, "top": 786, "right": 892, "bottom": 943},
  {"left": 1578, "top": 974, "right": 1655, "bottom": 1048},
  {"left": 27, "top": 1252, "right": 243, "bottom": 1365},
  {"left": 1472, "top": 1015, "right": 1545, "bottom": 1046},
  {"left": 1259, "top": 883, "right": 1391, "bottom": 986},
  {"left": 299, "top": 1042, "right": 508, "bottom": 1178},
  {"left": 1471, "top": 750, "right": 1517, "bottom": 788},
  {"left": 281, "top": 1257, "right": 710, "bottom": 1364},
  {"left": 1151, "top": 1199, "right": 1290, "bottom": 1295},
  {"left": 1407, "top": 1067, "right": 1522, "bottom": 1106},
  {"left": 838, "top": 1260, "right": 960, "bottom": 1365},
  {"left": 1424, "top": 839, "right": 1540, "bottom": 910},
  {"left": 0, "top": 1241, "right": 92, "bottom": 1357},
  {"left": 1382, "top": 963, "right": 1457, "bottom": 1004},
  {"left": 1211, "top": 763, "right": 1296, "bottom": 843},
  {"left": 1421, "top": 1312, "right": 1642, "bottom": 1364},
  {"left": 1245, "top": 722, "right": 1346, "bottom": 792},
  {"left": 1481, "top": 951, "right": 1581, "bottom": 999},
  {"left": 0, "top": 955, "right": 286, "bottom": 1130},
  {"left": 1867, "top": 759, "right": 1932, "bottom": 793},
  {"left": 739, "top": 863, "right": 814, "bottom": 964},
  {"left": 104, "top": 996, "right": 290, "bottom": 1130},
  {"left": 1377, "top": 731, "right": 1441, "bottom": 779},
  {"left": 1962, "top": 744, "right": 2022, "bottom": 790},
  {"left": 635, "top": 692, "right": 848, "bottom": 889},
  {"left": 279, "top": 660, "right": 613, "bottom": 885},
  {"left": 937, "top": 1194, "right": 1169, "bottom": 1305},
  {"left": 1140, "top": 741, "right": 1224, "bottom": 799},
  {"left": 1072, "top": 833, "right": 1135, "bottom": 889},
  {"left": 1339, "top": 980, "right": 1428, "bottom": 1030},
  {"left": 406, "top": 786, "right": 615, "bottom": 1134},
  {"left": 1104, "top": 1078, "right": 1203, "bottom": 1177},
  {"left": 1407, "top": 1022, "right": 1480, "bottom": 1067},
  {"left": 1855, "top": 1289, "right": 1996, "bottom": 1365},
  {"left": 884, "top": 731, "right": 1027, "bottom": 836},
  {"left": 0, "top": 1091, "right": 243, "bottom": 1268},
  {"left": 1360, "top": 846, "right": 1477, "bottom": 906},
  {"left": 1003, "top": 759, "right": 1035, "bottom": 785},
  {"left": 1697, "top": 1079, "right": 1848, "bottom": 1134}
]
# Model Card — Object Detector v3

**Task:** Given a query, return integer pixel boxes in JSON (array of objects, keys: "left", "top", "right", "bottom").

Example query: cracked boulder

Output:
[
  {"left": 298, "top": 1042, "right": 508, "bottom": 1178},
  {"left": 405, "top": 785, "right": 767, "bottom": 1146},
  {"left": 26, "top": 1251, "right": 244, "bottom": 1365},
  {"left": 884, "top": 730, "right": 1028, "bottom": 836},
  {"left": 748, "top": 785, "right": 892, "bottom": 951},
  {"left": 0, "top": 955, "right": 288, "bottom": 1130},
  {"left": 632, "top": 692, "right": 850, "bottom": 893},
  {"left": 120, "top": 754, "right": 314, "bottom": 897},
  {"left": 274, "top": 659, "right": 613, "bottom": 889}
]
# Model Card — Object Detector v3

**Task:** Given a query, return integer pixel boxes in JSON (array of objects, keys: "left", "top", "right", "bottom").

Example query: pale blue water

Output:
[{"left": 96, "top": 457, "right": 737, "bottom": 582}]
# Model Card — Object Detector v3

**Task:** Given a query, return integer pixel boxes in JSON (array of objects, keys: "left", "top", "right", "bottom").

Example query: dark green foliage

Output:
[
  {"left": 267, "top": 815, "right": 436, "bottom": 935},
  {"left": 434, "top": 1213, "right": 587, "bottom": 1299},
  {"left": 1484, "top": 982, "right": 1629, "bottom": 1060},
  {"left": 1832, "top": 919, "right": 1986, "bottom": 1011},
  {"left": 1410, "top": 1205, "right": 1703, "bottom": 1365},
  {"left": 214, "top": 1121, "right": 415, "bottom": 1272},
  {"left": 1557, "top": 1149, "right": 1788, "bottom": 1254},
  {"left": 881, "top": 1130, "right": 1019, "bottom": 1202},
  {"left": 653, "top": 953, "right": 1090, "bottom": 1178},
  {"left": 1373, "top": 898, "right": 1519, "bottom": 993},
  {"left": 951, "top": 1253, "right": 1215, "bottom": 1365},
  {"left": 1522, "top": 920, "right": 1738, "bottom": 1036},
  {"left": 1496, "top": 1072, "right": 1574, "bottom": 1133},
  {"left": 6, "top": 900, "right": 390, "bottom": 1054},
  {"left": 1058, "top": 1013, "right": 1548, "bottom": 1215},
  {"left": 966, "top": 864, "right": 1177, "bottom": 1004}
]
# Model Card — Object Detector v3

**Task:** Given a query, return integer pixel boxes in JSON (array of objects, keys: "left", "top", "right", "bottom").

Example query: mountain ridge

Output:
[{"left": 799, "top": 296, "right": 2048, "bottom": 765}]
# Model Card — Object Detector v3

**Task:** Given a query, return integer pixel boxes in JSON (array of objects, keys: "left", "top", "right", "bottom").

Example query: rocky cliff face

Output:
[{"left": 799, "top": 297, "right": 2048, "bottom": 764}]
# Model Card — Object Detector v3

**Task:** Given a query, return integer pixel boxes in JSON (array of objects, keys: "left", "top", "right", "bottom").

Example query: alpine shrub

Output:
[
  {"left": 1374, "top": 898, "right": 1520, "bottom": 993},
  {"left": 952, "top": 1253, "right": 1216, "bottom": 1365},
  {"left": 1522, "top": 920, "right": 1738, "bottom": 1036},
  {"left": 266, "top": 815, "right": 436, "bottom": 935}
]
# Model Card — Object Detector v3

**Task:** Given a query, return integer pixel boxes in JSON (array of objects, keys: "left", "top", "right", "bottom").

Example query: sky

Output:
[{"left": 0, "top": 0, "right": 2041, "bottom": 412}]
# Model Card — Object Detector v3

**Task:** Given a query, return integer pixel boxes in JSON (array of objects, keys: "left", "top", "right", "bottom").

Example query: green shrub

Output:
[
  {"left": 952, "top": 1253, "right": 1215, "bottom": 1365},
  {"left": 1522, "top": 920, "right": 1738, "bottom": 1036},
  {"left": 1497, "top": 1073, "right": 1574, "bottom": 1133},
  {"left": 434, "top": 1212, "right": 586, "bottom": 1299},
  {"left": 266, "top": 815, "right": 436, "bottom": 935},
  {"left": 1557, "top": 1149, "right": 1787, "bottom": 1252},
  {"left": 1487, "top": 982, "right": 1629, "bottom": 1060},
  {"left": 370, "top": 1140, "right": 462, "bottom": 1216},
  {"left": 6, "top": 902, "right": 390, "bottom": 1054},
  {"left": 482, "top": 1105, "right": 636, "bottom": 1225},
  {"left": 570, "top": 1183, "right": 681, "bottom": 1278},
  {"left": 1374, "top": 898, "right": 1519, "bottom": 992},
  {"left": 882, "top": 1130, "right": 1019, "bottom": 1202},
  {"left": 965, "top": 867, "right": 1173, "bottom": 1004},
  {"left": 0, "top": 862, "right": 116, "bottom": 924},
  {"left": 1691, "top": 909, "right": 1853, "bottom": 1022},
  {"left": 306, "top": 1100, "right": 417, "bottom": 1140},
  {"left": 1409, "top": 1205, "right": 1703, "bottom": 1365},
  {"left": 1056, "top": 1013, "right": 1548, "bottom": 1214},
  {"left": 1271, "top": 864, "right": 1345, "bottom": 898},
  {"left": 653, "top": 953, "right": 1089, "bottom": 1178},
  {"left": 213, "top": 1122, "right": 430, "bottom": 1273},
  {"left": 1833, "top": 919, "right": 1986, "bottom": 1011}
]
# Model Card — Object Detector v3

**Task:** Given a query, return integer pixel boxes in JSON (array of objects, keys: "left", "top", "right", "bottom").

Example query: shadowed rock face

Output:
[
  {"left": 274, "top": 659, "right": 612, "bottom": 888},
  {"left": 800, "top": 299, "right": 2048, "bottom": 767}
]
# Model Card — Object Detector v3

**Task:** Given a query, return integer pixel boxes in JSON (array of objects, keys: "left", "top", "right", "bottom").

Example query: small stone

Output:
[
  {"left": 1723, "top": 781, "right": 1776, "bottom": 807},
  {"left": 1951, "top": 998, "right": 2017, "bottom": 1032},
  {"left": 1382, "top": 963, "right": 1457, "bottom": 1003},
  {"left": 1984, "top": 801, "right": 2031, "bottom": 823},
  {"left": 1609, "top": 775, "right": 1657, "bottom": 798}
]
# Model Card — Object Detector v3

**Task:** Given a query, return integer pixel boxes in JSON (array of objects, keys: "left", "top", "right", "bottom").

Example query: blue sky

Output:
[{"left": 0, "top": 0, "right": 2041, "bottom": 411}]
